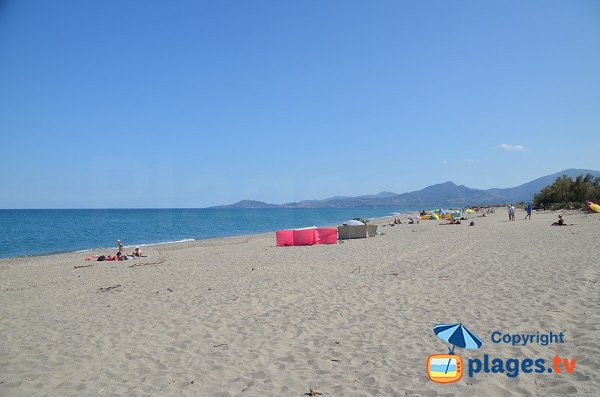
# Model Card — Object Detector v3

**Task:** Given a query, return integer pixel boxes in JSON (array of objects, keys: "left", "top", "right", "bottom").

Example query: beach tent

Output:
[
  {"left": 338, "top": 224, "right": 378, "bottom": 239},
  {"left": 430, "top": 214, "right": 439, "bottom": 220},
  {"left": 276, "top": 227, "right": 338, "bottom": 246}
]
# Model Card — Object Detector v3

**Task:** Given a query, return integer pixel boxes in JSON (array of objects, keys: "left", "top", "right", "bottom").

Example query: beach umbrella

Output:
[
  {"left": 433, "top": 323, "right": 482, "bottom": 354},
  {"left": 434, "top": 323, "right": 483, "bottom": 374},
  {"left": 343, "top": 219, "right": 364, "bottom": 226}
]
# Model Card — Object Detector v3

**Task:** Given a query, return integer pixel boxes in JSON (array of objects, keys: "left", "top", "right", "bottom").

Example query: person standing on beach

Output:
[
  {"left": 117, "top": 240, "right": 123, "bottom": 253},
  {"left": 525, "top": 203, "right": 532, "bottom": 220}
]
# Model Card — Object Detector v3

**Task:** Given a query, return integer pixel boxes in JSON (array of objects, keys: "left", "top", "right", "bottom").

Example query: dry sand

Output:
[{"left": 1, "top": 209, "right": 599, "bottom": 396}]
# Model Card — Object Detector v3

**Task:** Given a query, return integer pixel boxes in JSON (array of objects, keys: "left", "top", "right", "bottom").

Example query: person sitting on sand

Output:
[
  {"left": 116, "top": 252, "right": 128, "bottom": 260},
  {"left": 131, "top": 247, "right": 142, "bottom": 257},
  {"left": 408, "top": 217, "right": 414, "bottom": 224},
  {"left": 550, "top": 214, "right": 570, "bottom": 226}
]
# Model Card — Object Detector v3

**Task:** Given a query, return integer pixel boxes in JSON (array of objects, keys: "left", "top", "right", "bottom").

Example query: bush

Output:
[{"left": 533, "top": 174, "right": 600, "bottom": 208}]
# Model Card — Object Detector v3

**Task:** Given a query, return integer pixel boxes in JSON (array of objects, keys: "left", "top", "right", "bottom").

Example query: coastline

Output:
[
  {"left": 0, "top": 208, "right": 411, "bottom": 261},
  {"left": 1, "top": 209, "right": 598, "bottom": 396}
]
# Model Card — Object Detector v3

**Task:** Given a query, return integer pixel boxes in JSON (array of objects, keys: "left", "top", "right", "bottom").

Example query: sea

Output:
[{"left": 0, "top": 208, "right": 416, "bottom": 259}]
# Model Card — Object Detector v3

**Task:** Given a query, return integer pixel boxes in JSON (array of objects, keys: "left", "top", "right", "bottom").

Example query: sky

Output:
[{"left": 0, "top": 1, "right": 599, "bottom": 208}]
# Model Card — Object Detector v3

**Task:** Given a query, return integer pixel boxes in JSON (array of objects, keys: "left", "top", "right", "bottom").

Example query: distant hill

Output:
[
  {"left": 215, "top": 200, "right": 280, "bottom": 209},
  {"left": 356, "top": 191, "right": 399, "bottom": 199},
  {"left": 482, "top": 169, "right": 600, "bottom": 203},
  {"left": 212, "top": 169, "right": 600, "bottom": 209}
]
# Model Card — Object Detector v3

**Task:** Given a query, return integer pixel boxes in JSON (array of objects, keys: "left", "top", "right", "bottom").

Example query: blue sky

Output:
[{"left": 1, "top": 1, "right": 599, "bottom": 208}]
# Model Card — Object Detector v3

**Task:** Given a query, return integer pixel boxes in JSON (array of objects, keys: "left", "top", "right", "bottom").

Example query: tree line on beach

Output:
[{"left": 533, "top": 174, "right": 600, "bottom": 209}]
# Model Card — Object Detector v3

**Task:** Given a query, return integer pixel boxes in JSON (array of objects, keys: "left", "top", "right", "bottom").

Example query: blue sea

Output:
[{"left": 0, "top": 208, "right": 413, "bottom": 259}]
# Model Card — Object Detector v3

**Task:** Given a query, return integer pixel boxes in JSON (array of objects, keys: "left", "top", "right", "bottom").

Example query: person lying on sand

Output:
[
  {"left": 440, "top": 218, "right": 461, "bottom": 225},
  {"left": 90, "top": 251, "right": 139, "bottom": 261},
  {"left": 97, "top": 252, "right": 127, "bottom": 261}
]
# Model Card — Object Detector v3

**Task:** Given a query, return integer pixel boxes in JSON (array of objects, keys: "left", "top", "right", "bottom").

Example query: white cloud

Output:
[{"left": 499, "top": 143, "right": 528, "bottom": 152}]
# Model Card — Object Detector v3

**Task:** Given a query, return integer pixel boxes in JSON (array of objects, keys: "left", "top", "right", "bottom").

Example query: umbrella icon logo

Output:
[{"left": 427, "top": 323, "right": 483, "bottom": 384}]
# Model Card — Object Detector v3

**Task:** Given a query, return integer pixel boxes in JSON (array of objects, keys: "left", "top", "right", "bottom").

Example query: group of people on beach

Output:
[
  {"left": 507, "top": 203, "right": 534, "bottom": 221},
  {"left": 95, "top": 240, "right": 143, "bottom": 261},
  {"left": 508, "top": 204, "right": 516, "bottom": 221},
  {"left": 506, "top": 203, "right": 575, "bottom": 226},
  {"left": 388, "top": 217, "right": 416, "bottom": 226}
]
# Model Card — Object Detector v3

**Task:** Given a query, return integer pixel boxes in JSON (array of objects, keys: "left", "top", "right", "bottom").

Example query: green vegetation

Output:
[{"left": 533, "top": 174, "right": 600, "bottom": 209}]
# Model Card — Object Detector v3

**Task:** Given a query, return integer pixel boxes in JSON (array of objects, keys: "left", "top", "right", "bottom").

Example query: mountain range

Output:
[{"left": 213, "top": 169, "right": 600, "bottom": 209}]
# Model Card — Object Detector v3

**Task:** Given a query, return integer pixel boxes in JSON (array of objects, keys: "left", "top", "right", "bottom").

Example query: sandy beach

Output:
[{"left": 1, "top": 209, "right": 598, "bottom": 396}]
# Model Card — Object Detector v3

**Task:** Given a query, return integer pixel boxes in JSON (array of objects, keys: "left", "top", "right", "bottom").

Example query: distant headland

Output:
[{"left": 212, "top": 169, "right": 600, "bottom": 209}]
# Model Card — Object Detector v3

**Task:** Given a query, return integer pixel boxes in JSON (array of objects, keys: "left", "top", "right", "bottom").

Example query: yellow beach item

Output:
[
  {"left": 420, "top": 214, "right": 440, "bottom": 220},
  {"left": 590, "top": 203, "right": 600, "bottom": 213}
]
